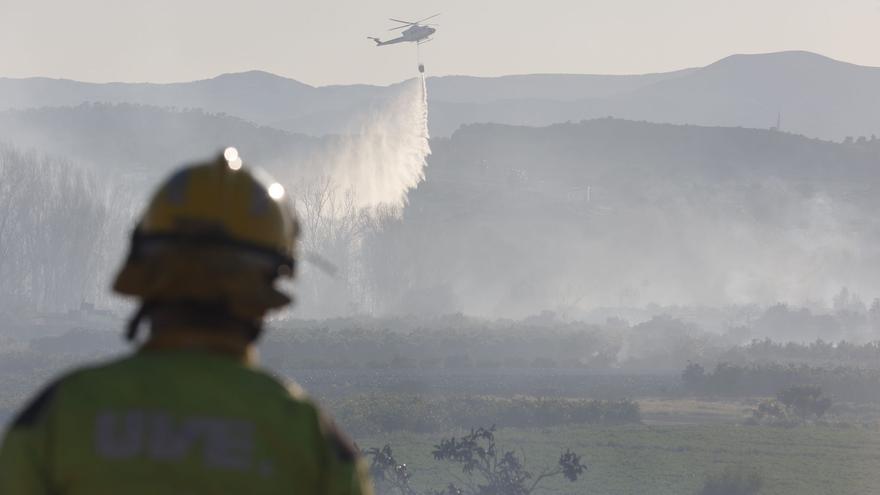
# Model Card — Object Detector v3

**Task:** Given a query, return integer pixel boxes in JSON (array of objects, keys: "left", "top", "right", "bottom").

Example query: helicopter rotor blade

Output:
[
  {"left": 413, "top": 13, "right": 441, "bottom": 24},
  {"left": 389, "top": 18, "right": 415, "bottom": 24},
  {"left": 389, "top": 24, "right": 411, "bottom": 31},
  {"left": 303, "top": 251, "right": 339, "bottom": 278}
]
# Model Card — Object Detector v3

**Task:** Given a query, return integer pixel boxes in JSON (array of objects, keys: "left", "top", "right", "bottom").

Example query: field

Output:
[
  {"left": 3, "top": 326, "right": 880, "bottom": 494},
  {"left": 357, "top": 423, "right": 880, "bottom": 495},
  {"left": 639, "top": 399, "right": 748, "bottom": 425}
]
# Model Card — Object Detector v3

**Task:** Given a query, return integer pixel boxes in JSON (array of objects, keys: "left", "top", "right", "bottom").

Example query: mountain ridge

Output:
[{"left": 0, "top": 51, "right": 877, "bottom": 140}]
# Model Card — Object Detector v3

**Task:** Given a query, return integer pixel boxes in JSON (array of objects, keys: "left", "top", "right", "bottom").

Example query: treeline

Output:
[
  {"left": 263, "top": 313, "right": 880, "bottom": 373},
  {"left": 8, "top": 104, "right": 880, "bottom": 321},
  {"left": 325, "top": 395, "right": 641, "bottom": 436},
  {"left": 381, "top": 119, "right": 880, "bottom": 317},
  {"left": 682, "top": 362, "right": 880, "bottom": 403},
  {"left": 264, "top": 314, "right": 719, "bottom": 372},
  {"left": 0, "top": 145, "right": 114, "bottom": 313},
  {"left": 718, "top": 338, "right": 880, "bottom": 369},
  {"left": 12, "top": 311, "right": 880, "bottom": 375}
]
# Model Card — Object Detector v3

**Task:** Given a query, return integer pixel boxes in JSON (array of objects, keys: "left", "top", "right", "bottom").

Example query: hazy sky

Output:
[{"left": 1, "top": 0, "right": 879, "bottom": 86}]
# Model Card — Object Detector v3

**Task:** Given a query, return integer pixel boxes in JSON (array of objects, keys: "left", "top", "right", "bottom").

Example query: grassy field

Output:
[
  {"left": 357, "top": 423, "right": 880, "bottom": 495},
  {"left": 639, "top": 398, "right": 752, "bottom": 425},
  {"left": 2, "top": 349, "right": 878, "bottom": 495}
]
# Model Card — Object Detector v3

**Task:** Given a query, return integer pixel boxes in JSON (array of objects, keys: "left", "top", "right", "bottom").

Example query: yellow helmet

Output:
[{"left": 112, "top": 148, "right": 299, "bottom": 339}]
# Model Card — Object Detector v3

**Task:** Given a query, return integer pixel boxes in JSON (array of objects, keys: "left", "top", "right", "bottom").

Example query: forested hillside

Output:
[
  {"left": 3, "top": 104, "right": 880, "bottom": 323},
  {"left": 367, "top": 120, "right": 880, "bottom": 316}
]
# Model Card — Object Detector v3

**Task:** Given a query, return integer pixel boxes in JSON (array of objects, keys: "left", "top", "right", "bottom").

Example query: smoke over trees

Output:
[
  {"left": 4, "top": 100, "right": 880, "bottom": 329},
  {"left": 0, "top": 146, "right": 110, "bottom": 313}
]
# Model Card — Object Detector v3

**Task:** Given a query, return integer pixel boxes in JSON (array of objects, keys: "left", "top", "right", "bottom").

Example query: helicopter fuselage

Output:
[
  {"left": 403, "top": 25, "right": 435, "bottom": 40},
  {"left": 371, "top": 24, "right": 435, "bottom": 46}
]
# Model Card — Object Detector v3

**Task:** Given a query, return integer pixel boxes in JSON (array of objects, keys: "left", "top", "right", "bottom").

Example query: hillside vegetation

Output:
[{"left": 3, "top": 105, "right": 880, "bottom": 319}]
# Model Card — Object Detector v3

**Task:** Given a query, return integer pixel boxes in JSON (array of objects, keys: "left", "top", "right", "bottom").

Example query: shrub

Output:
[
  {"left": 748, "top": 386, "right": 832, "bottom": 426},
  {"left": 364, "top": 426, "right": 587, "bottom": 495}
]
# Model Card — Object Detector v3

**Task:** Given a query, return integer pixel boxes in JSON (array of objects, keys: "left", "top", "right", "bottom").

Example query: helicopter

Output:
[{"left": 368, "top": 14, "right": 439, "bottom": 47}]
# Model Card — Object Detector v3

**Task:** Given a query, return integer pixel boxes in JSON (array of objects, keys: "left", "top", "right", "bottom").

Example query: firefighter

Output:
[{"left": 0, "top": 148, "right": 373, "bottom": 494}]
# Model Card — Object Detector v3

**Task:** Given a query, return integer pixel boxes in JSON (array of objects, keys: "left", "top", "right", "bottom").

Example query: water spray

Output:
[
  {"left": 290, "top": 29, "right": 434, "bottom": 314},
  {"left": 294, "top": 44, "right": 431, "bottom": 213}
]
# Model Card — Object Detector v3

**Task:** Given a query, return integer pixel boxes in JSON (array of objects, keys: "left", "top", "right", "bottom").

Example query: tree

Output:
[
  {"left": 291, "top": 175, "right": 375, "bottom": 316},
  {"left": 0, "top": 145, "right": 111, "bottom": 313},
  {"left": 364, "top": 426, "right": 587, "bottom": 495},
  {"left": 776, "top": 385, "right": 831, "bottom": 422},
  {"left": 749, "top": 398, "right": 791, "bottom": 426},
  {"left": 868, "top": 299, "right": 880, "bottom": 336},
  {"left": 749, "top": 385, "right": 832, "bottom": 426},
  {"left": 363, "top": 445, "right": 419, "bottom": 495},
  {"left": 681, "top": 362, "right": 706, "bottom": 392}
]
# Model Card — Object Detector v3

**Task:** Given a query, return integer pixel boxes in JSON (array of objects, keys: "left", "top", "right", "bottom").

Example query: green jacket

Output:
[{"left": 0, "top": 349, "right": 372, "bottom": 494}]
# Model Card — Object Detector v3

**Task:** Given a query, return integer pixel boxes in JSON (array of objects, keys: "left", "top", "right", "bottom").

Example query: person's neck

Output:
[{"left": 141, "top": 311, "right": 259, "bottom": 364}]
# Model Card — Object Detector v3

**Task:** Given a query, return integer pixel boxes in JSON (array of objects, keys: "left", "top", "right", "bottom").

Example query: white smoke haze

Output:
[
  {"left": 3, "top": 64, "right": 880, "bottom": 344},
  {"left": 554, "top": 189, "right": 879, "bottom": 314}
]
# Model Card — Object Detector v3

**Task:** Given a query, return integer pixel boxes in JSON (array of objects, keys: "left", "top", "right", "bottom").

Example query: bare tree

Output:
[
  {"left": 0, "top": 145, "right": 110, "bottom": 313},
  {"left": 292, "top": 176, "right": 377, "bottom": 316}
]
